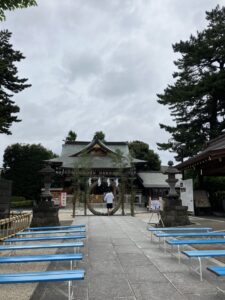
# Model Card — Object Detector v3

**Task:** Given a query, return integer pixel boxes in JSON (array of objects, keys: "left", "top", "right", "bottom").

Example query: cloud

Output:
[
  {"left": 1, "top": 0, "right": 224, "bottom": 166},
  {"left": 62, "top": 51, "right": 103, "bottom": 82}
]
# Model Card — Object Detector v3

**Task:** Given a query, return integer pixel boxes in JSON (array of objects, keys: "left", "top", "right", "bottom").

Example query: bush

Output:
[
  {"left": 11, "top": 200, "right": 33, "bottom": 208},
  {"left": 10, "top": 196, "right": 26, "bottom": 202}
]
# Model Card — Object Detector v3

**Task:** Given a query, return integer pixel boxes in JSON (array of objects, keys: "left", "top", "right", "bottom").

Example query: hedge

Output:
[
  {"left": 10, "top": 196, "right": 26, "bottom": 202},
  {"left": 11, "top": 200, "right": 33, "bottom": 208}
]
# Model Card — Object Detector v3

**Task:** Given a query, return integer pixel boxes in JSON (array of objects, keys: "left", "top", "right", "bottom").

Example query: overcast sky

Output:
[{"left": 1, "top": 0, "right": 225, "bottom": 165}]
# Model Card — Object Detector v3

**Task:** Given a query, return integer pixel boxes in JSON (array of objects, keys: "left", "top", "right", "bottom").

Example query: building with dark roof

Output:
[
  {"left": 47, "top": 136, "right": 178, "bottom": 210},
  {"left": 176, "top": 133, "right": 225, "bottom": 176}
]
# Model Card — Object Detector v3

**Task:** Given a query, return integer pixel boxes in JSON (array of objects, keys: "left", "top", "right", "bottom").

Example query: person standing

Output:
[{"left": 104, "top": 189, "right": 114, "bottom": 215}]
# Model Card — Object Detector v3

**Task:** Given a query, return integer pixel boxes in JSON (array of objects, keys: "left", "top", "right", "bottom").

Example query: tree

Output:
[
  {"left": 0, "top": 30, "right": 31, "bottom": 134},
  {"left": 0, "top": 0, "right": 37, "bottom": 21},
  {"left": 65, "top": 130, "right": 77, "bottom": 142},
  {"left": 129, "top": 140, "right": 161, "bottom": 171},
  {"left": 94, "top": 131, "right": 105, "bottom": 141},
  {"left": 2, "top": 143, "right": 57, "bottom": 200},
  {"left": 157, "top": 5, "right": 225, "bottom": 161}
]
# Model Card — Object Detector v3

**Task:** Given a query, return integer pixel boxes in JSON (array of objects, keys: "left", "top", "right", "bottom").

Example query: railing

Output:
[{"left": 0, "top": 212, "right": 32, "bottom": 241}]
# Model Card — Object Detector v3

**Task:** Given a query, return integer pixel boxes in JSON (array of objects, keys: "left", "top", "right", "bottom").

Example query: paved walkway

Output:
[{"left": 29, "top": 215, "right": 225, "bottom": 300}]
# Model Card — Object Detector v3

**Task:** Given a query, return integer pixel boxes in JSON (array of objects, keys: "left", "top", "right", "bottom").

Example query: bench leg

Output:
[
  {"left": 178, "top": 245, "right": 181, "bottom": 264},
  {"left": 163, "top": 238, "right": 166, "bottom": 252},
  {"left": 189, "top": 257, "right": 203, "bottom": 281},
  {"left": 198, "top": 257, "right": 203, "bottom": 281},
  {"left": 68, "top": 280, "right": 73, "bottom": 300}
]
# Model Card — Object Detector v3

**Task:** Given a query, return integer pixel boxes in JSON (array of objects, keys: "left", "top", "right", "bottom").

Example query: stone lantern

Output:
[
  {"left": 39, "top": 165, "right": 55, "bottom": 202},
  {"left": 165, "top": 161, "right": 181, "bottom": 206},
  {"left": 30, "top": 165, "right": 60, "bottom": 227},
  {"left": 160, "top": 161, "right": 190, "bottom": 226}
]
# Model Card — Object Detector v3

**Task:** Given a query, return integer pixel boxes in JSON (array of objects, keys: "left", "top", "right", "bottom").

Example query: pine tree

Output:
[
  {"left": 0, "top": 0, "right": 37, "bottom": 21},
  {"left": 65, "top": 130, "right": 77, "bottom": 142},
  {"left": 94, "top": 131, "right": 105, "bottom": 141},
  {"left": 157, "top": 5, "right": 225, "bottom": 161},
  {"left": 129, "top": 140, "right": 161, "bottom": 171},
  {"left": 0, "top": 30, "right": 31, "bottom": 134}
]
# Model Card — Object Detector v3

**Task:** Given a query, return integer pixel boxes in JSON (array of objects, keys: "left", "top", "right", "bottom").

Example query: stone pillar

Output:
[{"left": 160, "top": 161, "right": 190, "bottom": 226}]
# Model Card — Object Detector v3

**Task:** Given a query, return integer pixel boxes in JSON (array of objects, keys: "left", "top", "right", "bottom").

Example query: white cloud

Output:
[{"left": 1, "top": 0, "right": 225, "bottom": 166}]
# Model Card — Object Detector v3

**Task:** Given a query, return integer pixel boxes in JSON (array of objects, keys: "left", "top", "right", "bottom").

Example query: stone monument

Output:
[
  {"left": 160, "top": 161, "right": 190, "bottom": 226},
  {"left": 30, "top": 165, "right": 60, "bottom": 227}
]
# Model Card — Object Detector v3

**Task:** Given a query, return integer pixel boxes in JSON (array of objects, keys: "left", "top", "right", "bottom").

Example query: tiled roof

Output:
[
  {"left": 48, "top": 138, "right": 138, "bottom": 169},
  {"left": 176, "top": 133, "right": 225, "bottom": 170},
  {"left": 138, "top": 171, "right": 182, "bottom": 188}
]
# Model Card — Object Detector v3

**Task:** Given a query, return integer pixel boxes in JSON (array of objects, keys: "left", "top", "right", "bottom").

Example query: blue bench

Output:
[
  {"left": 0, "top": 242, "right": 84, "bottom": 252},
  {"left": 0, "top": 269, "right": 85, "bottom": 300},
  {"left": 17, "top": 228, "right": 86, "bottom": 236},
  {"left": 207, "top": 266, "right": 225, "bottom": 276},
  {"left": 148, "top": 227, "right": 212, "bottom": 240},
  {"left": 154, "top": 232, "right": 225, "bottom": 249},
  {"left": 166, "top": 239, "right": 225, "bottom": 263},
  {"left": 4, "top": 234, "right": 86, "bottom": 243},
  {"left": 25, "top": 224, "right": 85, "bottom": 231},
  {"left": 148, "top": 227, "right": 212, "bottom": 231},
  {"left": 182, "top": 250, "right": 225, "bottom": 281},
  {"left": 0, "top": 253, "right": 83, "bottom": 270}
]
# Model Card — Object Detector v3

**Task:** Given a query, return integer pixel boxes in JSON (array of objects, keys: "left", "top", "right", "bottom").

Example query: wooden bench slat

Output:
[
  {"left": 25, "top": 225, "right": 85, "bottom": 231},
  {"left": 148, "top": 227, "right": 212, "bottom": 232},
  {"left": 0, "top": 242, "right": 84, "bottom": 251},
  {"left": 207, "top": 266, "right": 225, "bottom": 276},
  {"left": 4, "top": 235, "right": 86, "bottom": 243},
  {"left": 155, "top": 232, "right": 225, "bottom": 237},
  {"left": 0, "top": 253, "right": 83, "bottom": 264},
  {"left": 167, "top": 239, "right": 225, "bottom": 245},
  {"left": 18, "top": 229, "right": 86, "bottom": 235},
  {"left": 0, "top": 269, "right": 85, "bottom": 284},
  {"left": 182, "top": 250, "right": 225, "bottom": 257}
]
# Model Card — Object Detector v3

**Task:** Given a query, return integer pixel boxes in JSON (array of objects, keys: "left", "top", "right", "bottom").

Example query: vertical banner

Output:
[{"left": 60, "top": 192, "right": 67, "bottom": 207}]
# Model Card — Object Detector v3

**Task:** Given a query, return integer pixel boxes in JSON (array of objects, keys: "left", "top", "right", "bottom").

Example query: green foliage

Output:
[
  {"left": 0, "top": 0, "right": 37, "bottom": 21},
  {"left": 129, "top": 140, "right": 161, "bottom": 171},
  {"left": 157, "top": 5, "right": 225, "bottom": 161},
  {"left": 65, "top": 130, "right": 77, "bottom": 142},
  {"left": 11, "top": 200, "right": 33, "bottom": 208},
  {"left": 2, "top": 143, "right": 57, "bottom": 200},
  {"left": 0, "top": 30, "right": 31, "bottom": 134},
  {"left": 94, "top": 131, "right": 105, "bottom": 141},
  {"left": 10, "top": 196, "right": 26, "bottom": 202}
]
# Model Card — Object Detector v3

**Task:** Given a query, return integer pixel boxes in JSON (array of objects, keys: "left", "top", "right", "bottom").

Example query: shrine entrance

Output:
[
  {"left": 48, "top": 135, "right": 138, "bottom": 217},
  {"left": 86, "top": 178, "right": 121, "bottom": 216}
]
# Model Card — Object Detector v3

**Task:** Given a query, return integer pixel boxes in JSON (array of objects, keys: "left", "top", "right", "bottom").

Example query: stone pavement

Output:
[{"left": 30, "top": 215, "right": 225, "bottom": 300}]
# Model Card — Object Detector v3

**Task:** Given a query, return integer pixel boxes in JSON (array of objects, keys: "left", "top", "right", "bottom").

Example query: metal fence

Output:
[{"left": 0, "top": 212, "right": 32, "bottom": 241}]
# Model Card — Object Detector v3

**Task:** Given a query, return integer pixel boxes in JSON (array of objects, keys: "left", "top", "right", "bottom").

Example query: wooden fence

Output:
[{"left": 0, "top": 212, "right": 32, "bottom": 241}]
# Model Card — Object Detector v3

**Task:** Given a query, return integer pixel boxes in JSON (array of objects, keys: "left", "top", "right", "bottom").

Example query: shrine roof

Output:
[
  {"left": 47, "top": 138, "right": 143, "bottom": 169},
  {"left": 176, "top": 133, "right": 225, "bottom": 170},
  {"left": 61, "top": 140, "right": 129, "bottom": 157}
]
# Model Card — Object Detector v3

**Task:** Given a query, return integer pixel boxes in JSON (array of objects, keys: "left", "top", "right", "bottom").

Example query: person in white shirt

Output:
[{"left": 104, "top": 189, "right": 114, "bottom": 215}]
